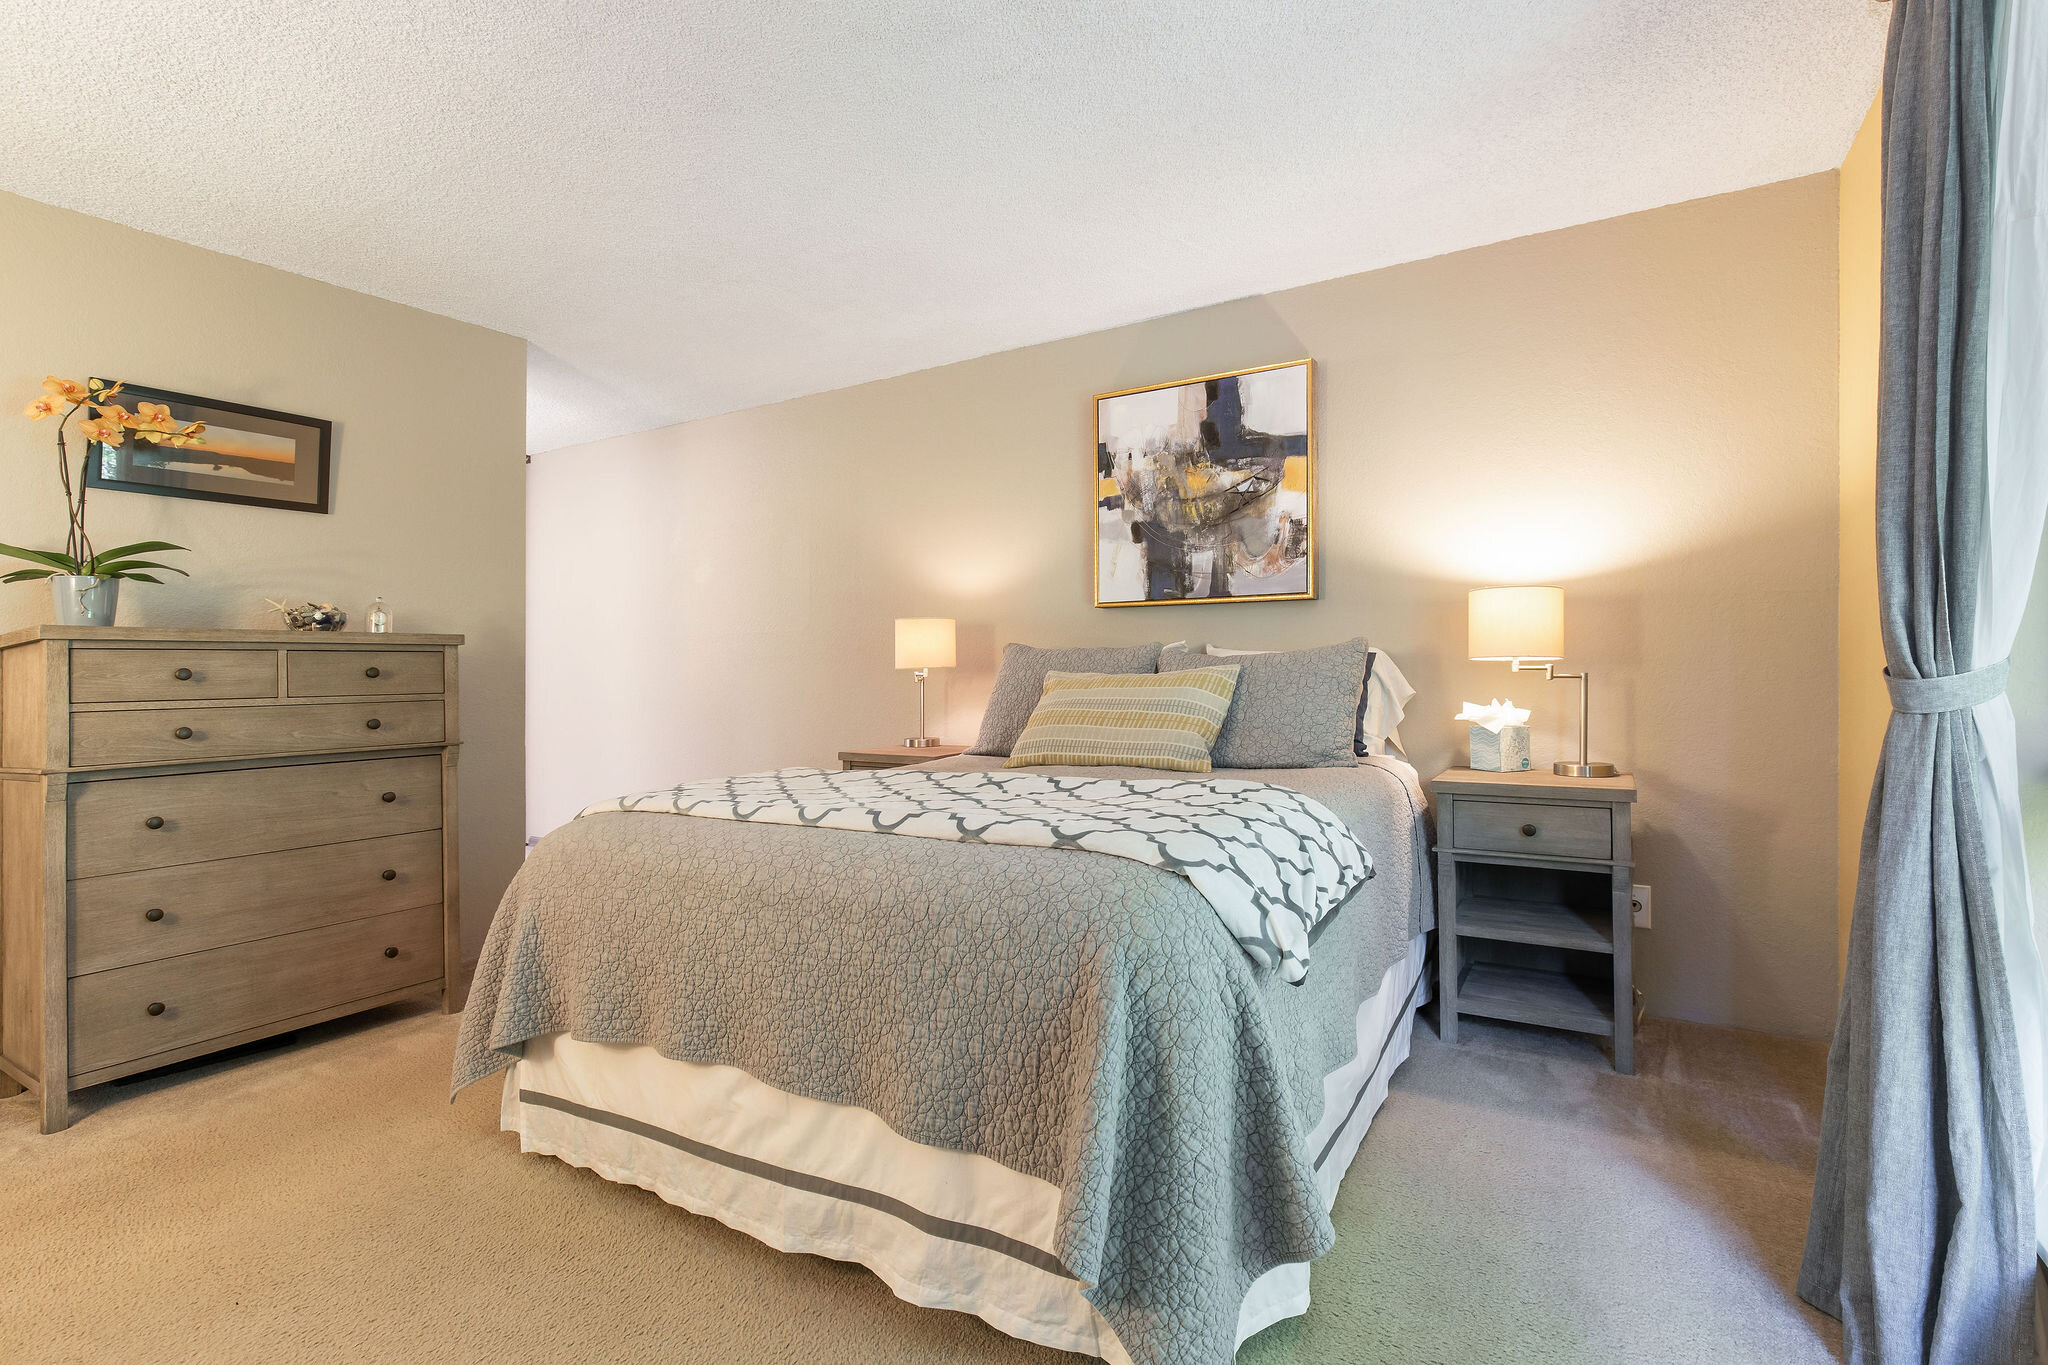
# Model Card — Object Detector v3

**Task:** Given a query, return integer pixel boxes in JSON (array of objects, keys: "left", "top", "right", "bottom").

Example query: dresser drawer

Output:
[
  {"left": 69, "top": 755, "right": 443, "bottom": 879},
  {"left": 1452, "top": 798, "right": 1612, "bottom": 861},
  {"left": 71, "top": 699, "right": 444, "bottom": 767},
  {"left": 71, "top": 648, "right": 279, "bottom": 703},
  {"left": 68, "top": 904, "right": 443, "bottom": 1077},
  {"left": 70, "top": 830, "right": 444, "bottom": 975},
  {"left": 287, "top": 649, "right": 445, "bottom": 698}
]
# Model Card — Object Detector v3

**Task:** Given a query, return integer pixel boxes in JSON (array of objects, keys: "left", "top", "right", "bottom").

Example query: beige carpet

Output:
[{"left": 1, "top": 1003, "right": 1842, "bottom": 1364}]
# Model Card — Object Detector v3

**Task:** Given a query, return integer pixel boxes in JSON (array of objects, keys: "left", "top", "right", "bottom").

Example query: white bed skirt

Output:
[{"left": 501, "top": 932, "right": 1428, "bottom": 1361}]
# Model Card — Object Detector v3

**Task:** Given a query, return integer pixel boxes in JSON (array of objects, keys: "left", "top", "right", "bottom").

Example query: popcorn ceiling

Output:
[{"left": 0, "top": 1, "right": 1887, "bottom": 454}]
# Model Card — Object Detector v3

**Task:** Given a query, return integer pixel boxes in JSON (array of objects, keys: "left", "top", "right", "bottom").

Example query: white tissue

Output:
[{"left": 1455, "top": 698, "right": 1531, "bottom": 734}]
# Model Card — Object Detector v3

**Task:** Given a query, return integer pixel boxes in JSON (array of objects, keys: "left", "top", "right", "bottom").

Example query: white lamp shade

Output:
[
  {"left": 1468, "top": 587, "right": 1565, "bottom": 661},
  {"left": 894, "top": 618, "right": 957, "bottom": 670}
]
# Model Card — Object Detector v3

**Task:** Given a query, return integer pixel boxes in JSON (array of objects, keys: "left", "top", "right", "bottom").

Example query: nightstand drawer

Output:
[{"left": 1454, "top": 799, "right": 1612, "bottom": 861}]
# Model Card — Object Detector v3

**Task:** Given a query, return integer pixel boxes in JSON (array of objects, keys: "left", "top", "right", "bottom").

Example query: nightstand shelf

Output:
[
  {"left": 1457, "top": 895, "right": 1614, "bottom": 954},
  {"left": 1432, "top": 767, "right": 1639, "bottom": 1073},
  {"left": 1456, "top": 962, "right": 1615, "bottom": 1036}
]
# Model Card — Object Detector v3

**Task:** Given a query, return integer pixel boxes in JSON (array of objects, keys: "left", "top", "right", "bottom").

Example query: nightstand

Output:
[
  {"left": 838, "top": 743, "right": 968, "bottom": 771},
  {"left": 1430, "top": 768, "right": 1639, "bottom": 1073}
]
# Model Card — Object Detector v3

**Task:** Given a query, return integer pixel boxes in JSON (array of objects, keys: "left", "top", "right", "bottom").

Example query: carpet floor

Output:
[{"left": 1, "top": 1003, "right": 1841, "bottom": 1364}]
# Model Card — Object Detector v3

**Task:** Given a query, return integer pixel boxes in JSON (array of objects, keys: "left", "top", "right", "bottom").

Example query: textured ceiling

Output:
[{"left": 0, "top": 2, "right": 1887, "bottom": 453}]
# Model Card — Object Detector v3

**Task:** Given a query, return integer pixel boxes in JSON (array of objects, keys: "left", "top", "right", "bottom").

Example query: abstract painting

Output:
[
  {"left": 84, "top": 382, "right": 332, "bottom": 514},
  {"left": 1095, "top": 360, "right": 1313, "bottom": 606}
]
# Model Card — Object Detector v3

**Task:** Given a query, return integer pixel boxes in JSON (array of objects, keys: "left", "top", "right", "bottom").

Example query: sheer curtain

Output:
[{"left": 1980, "top": 0, "right": 2048, "bottom": 1257}]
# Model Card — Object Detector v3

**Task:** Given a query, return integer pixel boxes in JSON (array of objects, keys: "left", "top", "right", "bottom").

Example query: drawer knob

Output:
[
  {"left": 173, "top": 726, "right": 194, "bottom": 740},
  {"left": 381, "top": 868, "right": 398, "bottom": 881},
  {"left": 381, "top": 791, "right": 397, "bottom": 803},
  {"left": 146, "top": 1001, "right": 165, "bottom": 1016},
  {"left": 144, "top": 907, "right": 164, "bottom": 922},
  {"left": 145, "top": 816, "right": 165, "bottom": 830},
  {"left": 365, "top": 718, "right": 382, "bottom": 731},
  {"left": 383, "top": 946, "right": 399, "bottom": 959},
  {"left": 174, "top": 667, "right": 193, "bottom": 681},
  {"left": 1520, "top": 824, "right": 1538, "bottom": 837},
  {"left": 365, "top": 666, "right": 381, "bottom": 679}
]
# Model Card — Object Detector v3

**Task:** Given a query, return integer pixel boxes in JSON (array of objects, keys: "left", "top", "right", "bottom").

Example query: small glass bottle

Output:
[{"left": 367, "top": 596, "right": 391, "bottom": 634}]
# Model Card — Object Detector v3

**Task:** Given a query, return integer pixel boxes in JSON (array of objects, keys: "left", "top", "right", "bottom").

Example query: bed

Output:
[{"left": 453, "top": 751, "right": 1434, "bottom": 1365}]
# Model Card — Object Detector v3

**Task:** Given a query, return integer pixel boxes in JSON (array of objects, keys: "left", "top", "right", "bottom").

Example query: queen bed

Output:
[{"left": 454, "top": 641, "right": 1431, "bottom": 1365}]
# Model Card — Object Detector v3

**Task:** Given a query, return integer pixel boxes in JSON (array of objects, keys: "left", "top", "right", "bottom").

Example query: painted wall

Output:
[
  {"left": 1838, "top": 96, "right": 1886, "bottom": 977},
  {"left": 0, "top": 191, "right": 526, "bottom": 961},
  {"left": 530, "top": 175, "right": 1842, "bottom": 1038}
]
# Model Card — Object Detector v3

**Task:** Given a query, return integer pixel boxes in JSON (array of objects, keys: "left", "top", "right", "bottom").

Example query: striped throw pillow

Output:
[{"left": 1003, "top": 666, "right": 1240, "bottom": 772}]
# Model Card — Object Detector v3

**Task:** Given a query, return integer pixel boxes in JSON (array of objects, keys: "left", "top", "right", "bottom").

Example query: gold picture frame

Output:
[{"left": 1093, "top": 358, "right": 1315, "bottom": 607}]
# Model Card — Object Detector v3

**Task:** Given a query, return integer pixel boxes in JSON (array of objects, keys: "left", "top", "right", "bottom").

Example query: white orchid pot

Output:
[{"left": 50, "top": 574, "right": 119, "bottom": 627}]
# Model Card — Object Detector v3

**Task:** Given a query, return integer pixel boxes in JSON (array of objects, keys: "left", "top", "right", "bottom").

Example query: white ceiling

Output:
[{"left": 0, "top": 2, "right": 1887, "bottom": 454}]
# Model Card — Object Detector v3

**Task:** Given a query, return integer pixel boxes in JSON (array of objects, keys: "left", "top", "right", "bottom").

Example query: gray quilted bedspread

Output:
[{"left": 453, "top": 756, "right": 1433, "bottom": 1365}]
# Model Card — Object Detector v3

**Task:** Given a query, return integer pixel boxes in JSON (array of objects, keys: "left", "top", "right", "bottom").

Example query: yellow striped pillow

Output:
[{"left": 1003, "top": 666, "right": 1240, "bottom": 772}]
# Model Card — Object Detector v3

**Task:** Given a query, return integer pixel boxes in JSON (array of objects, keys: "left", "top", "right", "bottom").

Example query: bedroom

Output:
[{"left": 3, "top": 3, "right": 2045, "bottom": 1364}]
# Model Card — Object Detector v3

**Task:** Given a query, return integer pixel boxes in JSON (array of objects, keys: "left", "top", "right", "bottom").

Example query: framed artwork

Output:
[
  {"left": 1094, "top": 359, "right": 1314, "bottom": 607},
  {"left": 84, "top": 382, "right": 332, "bottom": 514}
]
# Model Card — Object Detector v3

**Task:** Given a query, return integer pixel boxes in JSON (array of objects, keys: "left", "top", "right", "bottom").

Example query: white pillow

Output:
[{"left": 1201, "top": 643, "right": 1415, "bottom": 758}]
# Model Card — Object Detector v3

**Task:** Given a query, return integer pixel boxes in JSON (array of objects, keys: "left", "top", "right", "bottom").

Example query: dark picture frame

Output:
[{"left": 83, "top": 381, "right": 332, "bottom": 514}]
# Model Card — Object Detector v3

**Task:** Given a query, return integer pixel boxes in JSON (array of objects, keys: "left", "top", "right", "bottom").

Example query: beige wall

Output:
[
  {"left": 0, "top": 191, "right": 526, "bottom": 961},
  {"left": 530, "top": 174, "right": 1843, "bottom": 1038},
  {"left": 1838, "top": 97, "right": 1887, "bottom": 978}
]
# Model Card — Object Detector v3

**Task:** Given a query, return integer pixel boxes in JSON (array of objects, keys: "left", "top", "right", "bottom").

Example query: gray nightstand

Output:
[
  {"left": 839, "top": 743, "right": 967, "bottom": 771},
  {"left": 1430, "top": 768, "right": 1639, "bottom": 1073}
]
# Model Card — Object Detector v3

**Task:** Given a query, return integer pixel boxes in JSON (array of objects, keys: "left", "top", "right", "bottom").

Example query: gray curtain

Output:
[{"left": 1798, "top": 1, "right": 2037, "bottom": 1361}]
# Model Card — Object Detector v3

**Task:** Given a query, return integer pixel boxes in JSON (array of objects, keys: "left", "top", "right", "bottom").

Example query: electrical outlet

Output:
[{"left": 1631, "top": 884, "right": 1652, "bottom": 929}]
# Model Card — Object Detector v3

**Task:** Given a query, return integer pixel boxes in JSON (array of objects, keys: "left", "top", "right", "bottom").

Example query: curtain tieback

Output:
[{"left": 1884, "top": 658, "right": 2010, "bottom": 713}]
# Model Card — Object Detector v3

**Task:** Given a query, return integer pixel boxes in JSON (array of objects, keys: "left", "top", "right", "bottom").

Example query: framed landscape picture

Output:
[
  {"left": 1094, "top": 359, "right": 1314, "bottom": 606},
  {"left": 84, "top": 382, "right": 332, "bottom": 514}
]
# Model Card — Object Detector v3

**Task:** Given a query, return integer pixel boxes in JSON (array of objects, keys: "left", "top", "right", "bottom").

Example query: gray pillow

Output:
[
  {"left": 1159, "top": 637, "right": 1370, "bottom": 768},
  {"left": 969, "top": 642, "right": 1166, "bottom": 756}
]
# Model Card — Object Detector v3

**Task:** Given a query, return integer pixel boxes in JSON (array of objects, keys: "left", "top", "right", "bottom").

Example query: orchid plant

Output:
[{"left": 7, "top": 376, "right": 203, "bottom": 586}]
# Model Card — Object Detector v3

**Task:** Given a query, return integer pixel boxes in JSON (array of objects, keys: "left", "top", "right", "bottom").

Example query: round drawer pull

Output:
[
  {"left": 146, "top": 1001, "right": 165, "bottom": 1016},
  {"left": 173, "top": 726, "right": 194, "bottom": 740},
  {"left": 173, "top": 667, "right": 193, "bottom": 681},
  {"left": 381, "top": 869, "right": 398, "bottom": 881},
  {"left": 144, "top": 908, "right": 164, "bottom": 922},
  {"left": 1520, "top": 824, "right": 1539, "bottom": 837},
  {"left": 365, "top": 666, "right": 381, "bottom": 679},
  {"left": 381, "top": 791, "right": 397, "bottom": 803},
  {"left": 383, "top": 946, "right": 399, "bottom": 959},
  {"left": 145, "top": 816, "right": 165, "bottom": 830},
  {"left": 365, "top": 718, "right": 382, "bottom": 731}
]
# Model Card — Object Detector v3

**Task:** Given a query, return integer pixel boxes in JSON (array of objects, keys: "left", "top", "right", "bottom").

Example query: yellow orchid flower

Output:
[
  {"left": 23, "top": 396, "right": 60, "bottom": 420},
  {"left": 41, "top": 376, "right": 89, "bottom": 404},
  {"left": 75, "top": 412, "right": 126, "bottom": 446},
  {"left": 90, "top": 379, "right": 123, "bottom": 402},
  {"left": 132, "top": 401, "right": 177, "bottom": 431},
  {"left": 90, "top": 402, "right": 133, "bottom": 426}
]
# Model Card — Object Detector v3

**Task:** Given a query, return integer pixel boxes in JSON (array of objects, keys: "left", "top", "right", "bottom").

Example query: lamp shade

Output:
[
  {"left": 1468, "top": 587, "right": 1565, "bottom": 661},
  {"left": 894, "top": 618, "right": 957, "bottom": 670}
]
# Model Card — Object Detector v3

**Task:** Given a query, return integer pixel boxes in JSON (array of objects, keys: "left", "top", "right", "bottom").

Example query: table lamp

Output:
[
  {"left": 1467, "top": 586, "right": 1614, "bottom": 777},
  {"left": 894, "top": 618, "right": 956, "bottom": 748}
]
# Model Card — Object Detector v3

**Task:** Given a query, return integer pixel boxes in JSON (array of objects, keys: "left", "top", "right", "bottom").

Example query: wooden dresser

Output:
[{"left": 0, "top": 627, "right": 461, "bottom": 1132}]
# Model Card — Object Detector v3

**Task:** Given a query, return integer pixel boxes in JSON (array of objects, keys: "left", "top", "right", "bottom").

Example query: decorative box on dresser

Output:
[
  {"left": 1431, "top": 767, "right": 1639, "bottom": 1073},
  {"left": 0, "top": 627, "right": 462, "bottom": 1133}
]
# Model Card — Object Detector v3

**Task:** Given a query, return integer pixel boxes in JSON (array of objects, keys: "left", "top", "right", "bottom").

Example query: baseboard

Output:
[{"left": 2035, "top": 1255, "right": 2045, "bottom": 1364}]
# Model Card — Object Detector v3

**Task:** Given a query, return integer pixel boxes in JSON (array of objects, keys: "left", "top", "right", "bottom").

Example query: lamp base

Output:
[
  {"left": 902, "top": 736, "right": 946, "bottom": 749},
  {"left": 1554, "top": 761, "right": 1618, "bottom": 778}
]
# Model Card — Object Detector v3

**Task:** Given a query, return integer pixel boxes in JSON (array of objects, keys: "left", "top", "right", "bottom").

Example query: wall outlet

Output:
[{"left": 1631, "top": 884, "right": 1652, "bottom": 929}]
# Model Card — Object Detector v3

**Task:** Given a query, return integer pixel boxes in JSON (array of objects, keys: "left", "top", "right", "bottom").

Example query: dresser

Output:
[
  {"left": 0, "top": 627, "right": 461, "bottom": 1132},
  {"left": 1431, "top": 767, "right": 1638, "bottom": 1073}
]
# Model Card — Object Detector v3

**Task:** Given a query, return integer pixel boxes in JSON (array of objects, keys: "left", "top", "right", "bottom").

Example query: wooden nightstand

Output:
[
  {"left": 1430, "top": 767, "right": 1639, "bottom": 1073},
  {"left": 838, "top": 743, "right": 968, "bottom": 771}
]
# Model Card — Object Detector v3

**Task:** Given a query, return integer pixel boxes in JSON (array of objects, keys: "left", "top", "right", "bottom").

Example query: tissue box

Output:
[{"left": 1469, "top": 724, "right": 1531, "bottom": 772}]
